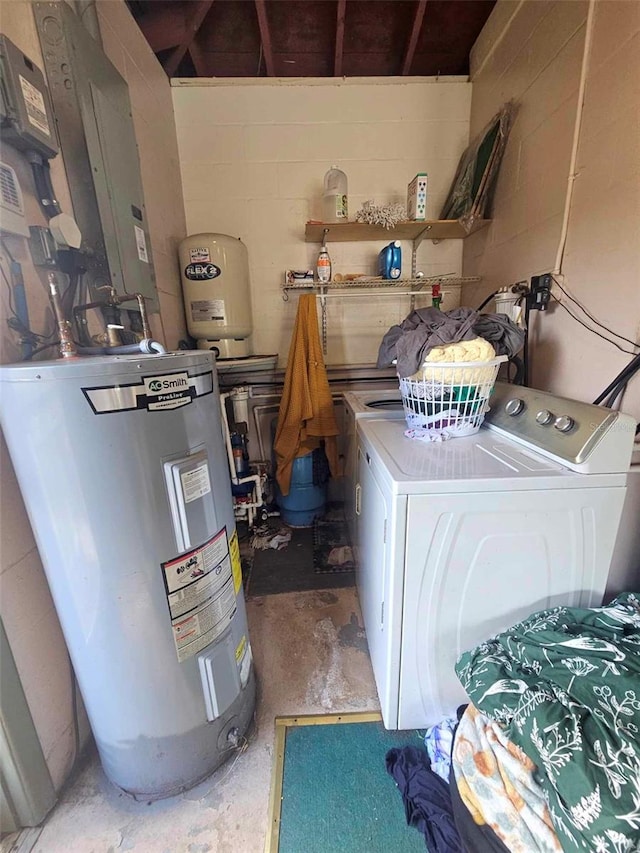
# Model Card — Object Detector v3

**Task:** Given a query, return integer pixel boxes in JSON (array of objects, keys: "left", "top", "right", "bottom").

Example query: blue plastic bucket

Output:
[{"left": 276, "top": 451, "right": 327, "bottom": 527}]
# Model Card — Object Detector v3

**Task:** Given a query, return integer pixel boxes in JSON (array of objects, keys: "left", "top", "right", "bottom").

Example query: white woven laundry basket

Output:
[{"left": 399, "top": 356, "right": 507, "bottom": 435}]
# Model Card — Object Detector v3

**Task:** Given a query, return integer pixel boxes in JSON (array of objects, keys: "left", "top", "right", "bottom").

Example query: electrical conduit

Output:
[{"left": 553, "top": 0, "right": 596, "bottom": 275}]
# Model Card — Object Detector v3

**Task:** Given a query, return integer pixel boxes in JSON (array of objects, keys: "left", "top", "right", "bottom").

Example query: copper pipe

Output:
[
  {"left": 73, "top": 289, "right": 152, "bottom": 339},
  {"left": 48, "top": 272, "right": 77, "bottom": 359}
]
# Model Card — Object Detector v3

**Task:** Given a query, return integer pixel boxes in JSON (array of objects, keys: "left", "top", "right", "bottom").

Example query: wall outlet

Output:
[
  {"left": 530, "top": 274, "right": 552, "bottom": 311},
  {"left": 550, "top": 274, "right": 564, "bottom": 302}
]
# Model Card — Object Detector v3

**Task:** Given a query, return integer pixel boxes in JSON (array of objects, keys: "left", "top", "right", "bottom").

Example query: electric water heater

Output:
[{"left": 0, "top": 351, "right": 255, "bottom": 799}]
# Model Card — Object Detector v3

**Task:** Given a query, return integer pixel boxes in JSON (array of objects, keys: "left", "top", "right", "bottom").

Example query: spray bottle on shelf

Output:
[{"left": 316, "top": 239, "right": 332, "bottom": 283}]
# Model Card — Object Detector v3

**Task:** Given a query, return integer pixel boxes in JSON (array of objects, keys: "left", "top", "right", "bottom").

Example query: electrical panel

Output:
[
  {"left": 0, "top": 34, "right": 58, "bottom": 159},
  {"left": 33, "top": 3, "right": 158, "bottom": 310}
]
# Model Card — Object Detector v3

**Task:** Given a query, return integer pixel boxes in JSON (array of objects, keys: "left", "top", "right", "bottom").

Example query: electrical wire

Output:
[
  {"left": 0, "top": 257, "right": 18, "bottom": 318},
  {"left": 552, "top": 275, "right": 638, "bottom": 348},
  {"left": 1, "top": 251, "right": 59, "bottom": 349},
  {"left": 593, "top": 352, "right": 640, "bottom": 405},
  {"left": 604, "top": 383, "right": 626, "bottom": 409},
  {"left": 476, "top": 290, "right": 499, "bottom": 312},
  {"left": 552, "top": 296, "right": 637, "bottom": 356},
  {"left": 25, "top": 340, "right": 60, "bottom": 359}
]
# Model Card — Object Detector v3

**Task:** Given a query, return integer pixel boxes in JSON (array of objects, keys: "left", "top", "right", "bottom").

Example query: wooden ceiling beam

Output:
[
  {"left": 254, "top": 0, "right": 275, "bottom": 76},
  {"left": 189, "top": 38, "right": 210, "bottom": 77},
  {"left": 164, "top": 1, "right": 215, "bottom": 78},
  {"left": 334, "top": 0, "right": 346, "bottom": 77},
  {"left": 401, "top": 0, "right": 428, "bottom": 75},
  {"left": 134, "top": 6, "right": 187, "bottom": 53}
]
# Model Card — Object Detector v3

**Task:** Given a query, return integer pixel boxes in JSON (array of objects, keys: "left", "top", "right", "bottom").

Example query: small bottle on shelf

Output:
[
  {"left": 316, "top": 243, "right": 332, "bottom": 282},
  {"left": 322, "top": 165, "right": 348, "bottom": 223}
]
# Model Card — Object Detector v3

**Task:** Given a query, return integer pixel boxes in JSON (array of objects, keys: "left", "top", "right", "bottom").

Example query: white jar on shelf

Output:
[{"left": 322, "top": 165, "right": 348, "bottom": 222}]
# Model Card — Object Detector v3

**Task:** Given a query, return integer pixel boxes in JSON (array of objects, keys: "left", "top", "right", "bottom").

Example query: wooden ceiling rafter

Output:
[
  {"left": 127, "top": 0, "right": 497, "bottom": 80},
  {"left": 134, "top": 7, "right": 186, "bottom": 53},
  {"left": 189, "top": 37, "right": 210, "bottom": 77},
  {"left": 164, "top": 0, "right": 215, "bottom": 78},
  {"left": 254, "top": 0, "right": 276, "bottom": 76},
  {"left": 334, "top": 0, "right": 346, "bottom": 77},
  {"left": 401, "top": 0, "right": 428, "bottom": 76}
]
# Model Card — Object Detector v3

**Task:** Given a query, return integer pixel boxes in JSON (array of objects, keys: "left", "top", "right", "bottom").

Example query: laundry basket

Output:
[{"left": 399, "top": 356, "right": 507, "bottom": 436}]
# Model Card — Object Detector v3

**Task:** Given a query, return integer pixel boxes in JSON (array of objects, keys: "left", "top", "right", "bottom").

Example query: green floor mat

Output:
[{"left": 268, "top": 714, "right": 425, "bottom": 853}]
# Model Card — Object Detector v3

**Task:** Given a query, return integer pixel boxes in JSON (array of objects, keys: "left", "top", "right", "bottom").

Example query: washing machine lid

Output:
[
  {"left": 357, "top": 419, "right": 625, "bottom": 493},
  {"left": 343, "top": 388, "right": 404, "bottom": 417}
]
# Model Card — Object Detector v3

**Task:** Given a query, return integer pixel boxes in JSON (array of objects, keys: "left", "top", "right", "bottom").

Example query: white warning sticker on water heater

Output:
[
  {"left": 162, "top": 527, "right": 237, "bottom": 662},
  {"left": 190, "top": 299, "right": 226, "bottom": 324},
  {"left": 181, "top": 462, "right": 211, "bottom": 504}
]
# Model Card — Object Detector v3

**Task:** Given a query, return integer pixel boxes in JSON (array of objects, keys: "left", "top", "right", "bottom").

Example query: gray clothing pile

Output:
[{"left": 376, "top": 307, "right": 525, "bottom": 378}]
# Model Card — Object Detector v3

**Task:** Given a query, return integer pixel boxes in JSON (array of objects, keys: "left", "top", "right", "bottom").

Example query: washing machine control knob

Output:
[
  {"left": 505, "top": 398, "right": 525, "bottom": 416},
  {"left": 536, "top": 409, "right": 554, "bottom": 425},
  {"left": 554, "top": 415, "right": 575, "bottom": 432}
]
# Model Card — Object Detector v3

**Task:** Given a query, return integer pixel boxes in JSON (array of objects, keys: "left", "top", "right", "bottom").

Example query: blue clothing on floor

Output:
[{"left": 385, "top": 745, "right": 463, "bottom": 852}]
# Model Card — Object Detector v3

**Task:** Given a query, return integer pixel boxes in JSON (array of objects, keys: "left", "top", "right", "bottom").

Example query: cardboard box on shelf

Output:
[{"left": 407, "top": 173, "right": 428, "bottom": 221}]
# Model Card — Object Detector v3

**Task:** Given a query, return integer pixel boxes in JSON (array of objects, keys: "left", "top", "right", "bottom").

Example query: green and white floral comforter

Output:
[{"left": 455, "top": 593, "right": 640, "bottom": 852}]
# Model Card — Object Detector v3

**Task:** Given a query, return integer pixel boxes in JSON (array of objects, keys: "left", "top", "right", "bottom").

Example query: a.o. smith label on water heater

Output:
[
  {"left": 143, "top": 373, "right": 191, "bottom": 410},
  {"left": 191, "top": 299, "right": 225, "bottom": 324},
  {"left": 82, "top": 370, "right": 214, "bottom": 415},
  {"left": 162, "top": 527, "right": 236, "bottom": 662}
]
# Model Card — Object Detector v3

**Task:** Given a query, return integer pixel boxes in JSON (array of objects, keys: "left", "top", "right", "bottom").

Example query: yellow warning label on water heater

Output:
[
  {"left": 235, "top": 635, "right": 247, "bottom": 662},
  {"left": 230, "top": 529, "right": 242, "bottom": 595}
]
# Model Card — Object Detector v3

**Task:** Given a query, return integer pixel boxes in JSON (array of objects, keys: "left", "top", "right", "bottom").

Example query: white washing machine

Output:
[
  {"left": 355, "top": 382, "right": 636, "bottom": 729},
  {"left": 343, "top": 388, "right": 404, "bottom": 549},
  {"left": 607, "top": 449, "right": 640, "bottom": 598}
]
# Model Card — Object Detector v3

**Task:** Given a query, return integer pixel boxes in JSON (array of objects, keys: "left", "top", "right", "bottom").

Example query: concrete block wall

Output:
[
  {"left": 463, "top": 0, "right": 640, "bottom": 419},
  {"left": 0, "top": 0, "right": 187, "bottom": 793},
  {"left": 172, "top": 78, "right": 472, "bottom": 365}
]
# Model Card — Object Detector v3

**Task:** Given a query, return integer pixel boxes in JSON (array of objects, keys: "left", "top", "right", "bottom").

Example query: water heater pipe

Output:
[
  {"left": 220, "top": 392, "right": 241, "bottom": 484},
  {"left": 48, "top": 272, "right": 77, "bottom": 359},
  {"left": 76, "top": 340, "right": 166, "bottom": 356}
]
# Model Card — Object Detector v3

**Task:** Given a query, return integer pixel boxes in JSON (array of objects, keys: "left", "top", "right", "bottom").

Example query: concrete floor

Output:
[{"left": 31, "top": 587, "right": 379, "bottom": 853}]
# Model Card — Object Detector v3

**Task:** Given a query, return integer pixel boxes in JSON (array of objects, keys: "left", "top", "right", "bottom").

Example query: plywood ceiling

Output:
[{"left": 127, "top": 0, "right": 496, "bottom": 78}]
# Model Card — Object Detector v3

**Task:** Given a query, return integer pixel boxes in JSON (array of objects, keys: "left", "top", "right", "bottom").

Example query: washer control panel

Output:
[{"left": 486, "top": 382, "right": 623, "bottom": 467}]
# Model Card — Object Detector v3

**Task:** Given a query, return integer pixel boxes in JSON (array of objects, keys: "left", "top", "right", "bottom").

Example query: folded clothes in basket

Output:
[{"left": 377, "top": 306, "right": 525, "bottom": 378}]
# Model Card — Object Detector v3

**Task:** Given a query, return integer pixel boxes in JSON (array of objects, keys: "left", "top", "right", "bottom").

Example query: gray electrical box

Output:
[
  {"left": 33, "top": 2, "right": 158, "bottom": 310},
  {"left": 0, "top": 34, "right": 58, "bottom": 159}
]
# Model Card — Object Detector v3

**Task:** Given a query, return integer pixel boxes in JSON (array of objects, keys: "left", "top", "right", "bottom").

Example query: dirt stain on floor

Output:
[{"left": 338, "top": 612, "right": 368, "bottom": 653}]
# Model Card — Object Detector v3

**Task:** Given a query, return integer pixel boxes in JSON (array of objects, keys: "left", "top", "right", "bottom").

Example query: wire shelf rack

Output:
[
  {"left": 281, "top": 275, "right": 481, "bottom": 300},
  {"left": 281, "top": 275, "right": 482, "bottom": 354}
]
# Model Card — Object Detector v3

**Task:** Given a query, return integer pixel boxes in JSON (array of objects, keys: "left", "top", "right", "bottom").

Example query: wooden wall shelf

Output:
[{"left": 304, "top": 219, "right": 490, "bottom": 244}]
